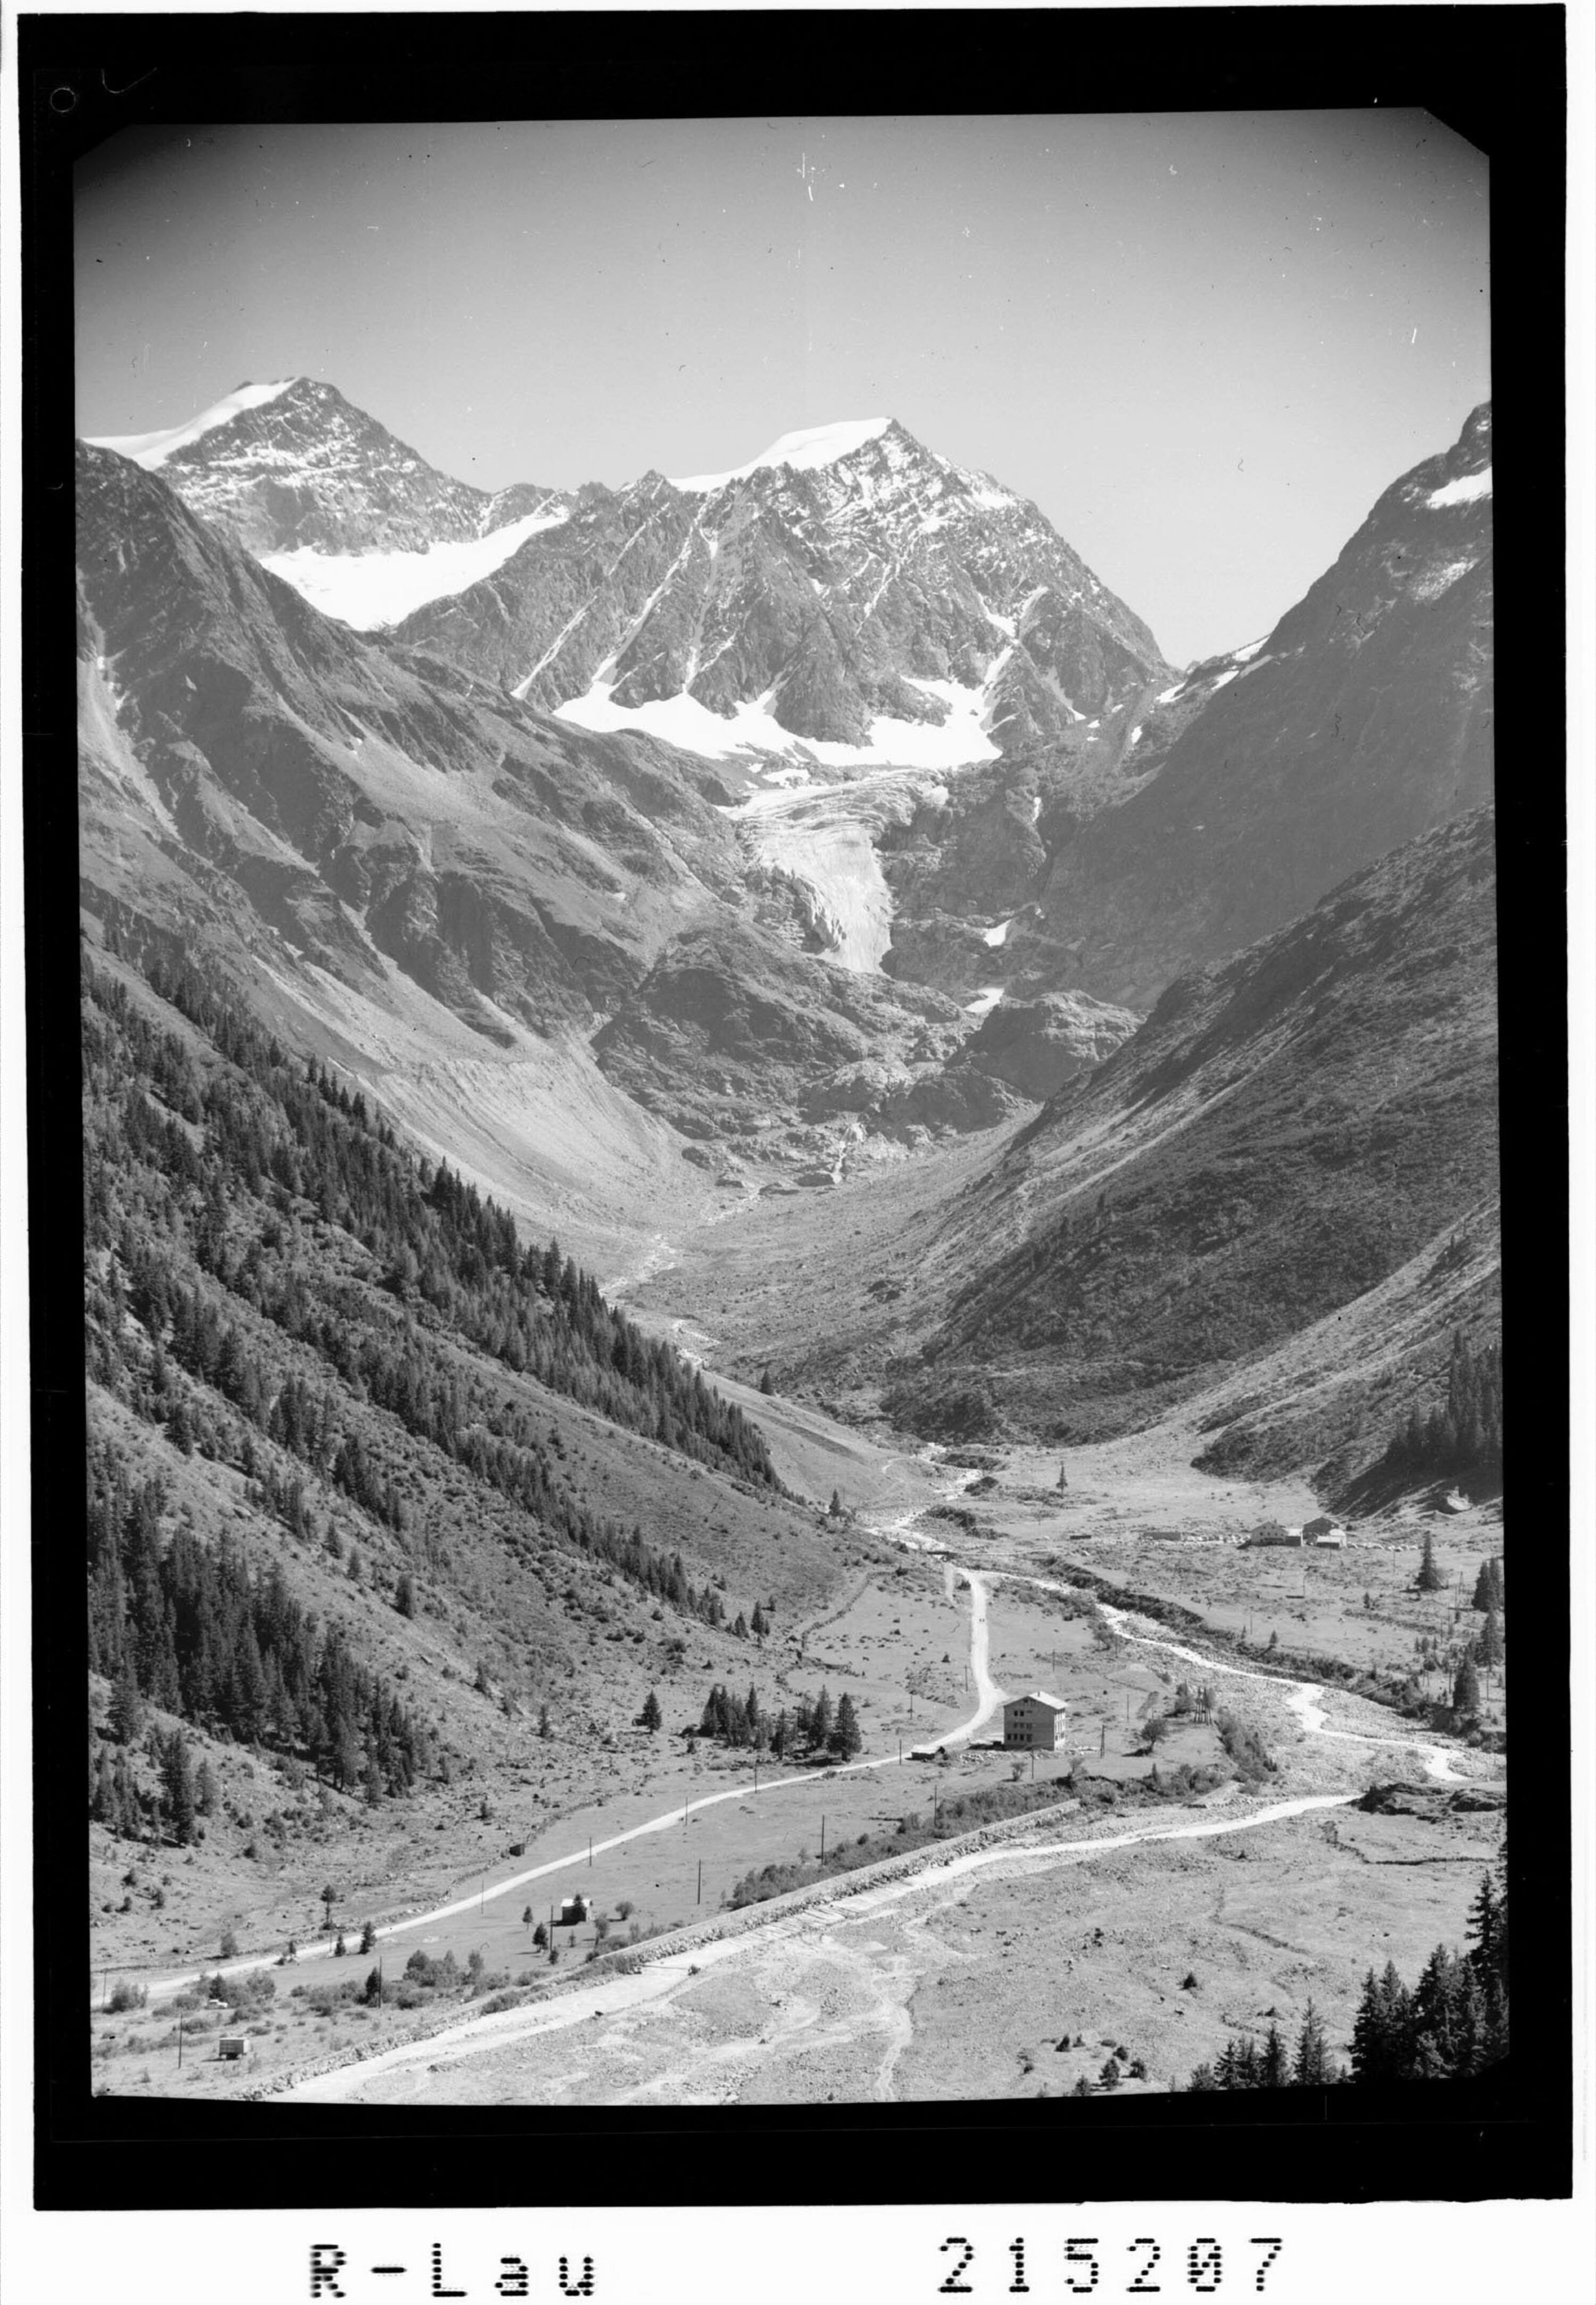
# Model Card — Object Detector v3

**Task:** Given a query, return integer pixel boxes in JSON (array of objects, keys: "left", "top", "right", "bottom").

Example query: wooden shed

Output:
[
  {"left": 217, "top": 2035, "right": 251, "bottom": 2061},
  {"left": 558, "top": 1895, "right": 593, "bottom": 1928}
]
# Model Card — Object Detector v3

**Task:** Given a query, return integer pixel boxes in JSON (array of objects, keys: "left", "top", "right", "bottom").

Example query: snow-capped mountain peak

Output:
[
  {"left": 669, "top": 415, "right": 894, "bottom": 491},
  {"left": 83, "top": 375, "right": 571, "bottom": 584},
  {"left": 86, "top": 378, "right": 302, "bottom": 469}
]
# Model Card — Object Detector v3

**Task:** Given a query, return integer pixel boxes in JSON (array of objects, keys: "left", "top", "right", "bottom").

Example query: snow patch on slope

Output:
[
  {"left": 670, "top": 417, "right": 892, "bottom": 492},
  {"left": 555, "top": 670, "right": 1002, "bottom": 773},
  {"left": 261, "top": 507, "right": 571, "bottom": 629},
  {"left": 1426, "top": 466, "right": 1492, "bottom": 510},
  {"left": 88, "top": 380, "right": 299, "bottom": 469}
]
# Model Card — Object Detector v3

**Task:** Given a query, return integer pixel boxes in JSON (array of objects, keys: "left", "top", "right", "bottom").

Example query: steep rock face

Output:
[
  {"left": 395, "top": 415, "right": 1169, "bottom": 756},
  {"left": 75, "top": 441, "right": 742, "bottom": 1045},
  {"left": 88, "top": 376, "right": 569, "bottom": 560},
  {"left": 1037, "top": 404, "right": 1495, "bottom": 1008}
]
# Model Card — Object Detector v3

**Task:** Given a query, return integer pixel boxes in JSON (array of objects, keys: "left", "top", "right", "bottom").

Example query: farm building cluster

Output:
[{"left": 1247, "top": 1516, "right": 1348, "bottom": 1549}]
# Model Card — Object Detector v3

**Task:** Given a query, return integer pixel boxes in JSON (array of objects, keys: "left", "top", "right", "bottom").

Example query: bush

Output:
[
  {"left": 219, "top": 1930, "right": 240, "bottom": 1959},
  {"left": 107, "top": 1980, "right": 147, "bottom": 2013},
  {"left": 1216, "top": 1711, "right": 1274, "bottom": 1783}
]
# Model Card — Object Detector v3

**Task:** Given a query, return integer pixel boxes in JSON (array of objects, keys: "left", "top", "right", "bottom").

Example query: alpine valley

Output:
[{"left": 77, "top": 383, "right": 1506, "bottom": 2110}]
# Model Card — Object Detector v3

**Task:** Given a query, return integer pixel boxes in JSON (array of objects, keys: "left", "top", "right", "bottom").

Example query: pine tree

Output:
[
  {"left": 810, "top": 1685, "right": 834, "bottom": 1753},
  {"left": 1453, "top": 1654, "right": 1481, "bottom": 1713},
  {"left": 160, "top": 1729, "right": 197, "bottom": 1845},
  {"left": 1465, "top": 1871, "right": 1503, "bottom": 1984},
  {"left": 1477, "top": 1609, "right": 1503, "bottom": 1668},
  {"left": 1416, "top": 1533, "right": 1445, "bottom": 1593},
  {"left": 109, "top": 1661, "right": 144, "bottom": 1745},
  {"left": 1292, "top": 2000, "right": 1332, "bottom": 2086},
  {"left": 640, "top": 1689, "right": 662, "bottom": 1732},
  {"left": 830, "top": 1693, "right": 862, "bottom": 1759},
  {"left": 90, "top": 1745, "right": 116, "bottom": 1827},
  {"left": 1351, "top": 1963, "right": 1411, "bottom": 2083},
  {"left": 1260, "top": 2024, "right": 1288, "bottom": 2087},
  {"left": 758, "top": 1367, "right": 775, "bottom": 1396}
]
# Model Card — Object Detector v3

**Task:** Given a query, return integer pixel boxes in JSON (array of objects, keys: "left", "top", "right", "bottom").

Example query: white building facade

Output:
[{"left": 1002, "top": 1692, "right": 1067, "bottom": 1751}]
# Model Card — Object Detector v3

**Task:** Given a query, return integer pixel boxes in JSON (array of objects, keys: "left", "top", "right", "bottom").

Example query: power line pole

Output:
[{"left": 696, "top": 1859, "right": 702, "bottom": 1905}]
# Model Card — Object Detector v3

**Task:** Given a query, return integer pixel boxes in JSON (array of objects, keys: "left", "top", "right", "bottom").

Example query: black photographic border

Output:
[{"left": 16, "top": 3, "right": 1572, "bottom": 2219}]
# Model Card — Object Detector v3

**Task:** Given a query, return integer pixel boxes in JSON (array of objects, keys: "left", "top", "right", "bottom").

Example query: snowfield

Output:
[
  {"left": 260, "top": 505, "right": 571, "bottom": 630},
  {"left": 555, "top": 670, "right": 1002, "bottom": 775}
]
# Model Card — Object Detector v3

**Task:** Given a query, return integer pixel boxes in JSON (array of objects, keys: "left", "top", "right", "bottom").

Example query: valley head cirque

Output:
[{"left": 61, "top": 103, "right": 1517, "bottom": 2145}]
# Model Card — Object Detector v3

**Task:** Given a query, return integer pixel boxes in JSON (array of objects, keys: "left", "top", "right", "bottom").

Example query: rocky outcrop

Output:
[
  {"left": 591, "top": 922, "right": 975, "bottom": 1141},
  {"left": 958, "top": 992, "right": 1141, "bottom": 1101}
]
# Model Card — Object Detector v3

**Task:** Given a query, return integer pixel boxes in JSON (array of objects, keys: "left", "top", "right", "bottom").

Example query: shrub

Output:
[
  {"left": 1215, "top": 1711, "right": 1274, "bottom": 1783},
  {"left": 219, "top": 1929, "right": 240, "bottom": 1959},
  {"left": 107, "top": 1980, "right": 147, "bottom": 2013}
]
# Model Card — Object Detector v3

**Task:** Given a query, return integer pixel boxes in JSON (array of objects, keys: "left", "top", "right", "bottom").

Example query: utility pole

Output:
[
  {"left": 697, "top": 1859, "right": 703, "bottom": 1905},
  {"left": 588, "top": 1837, "right": 593, "bottom": 1868},
  {"left": 177, "top": 2016, "right": 184, "bottom": 2070},
  {"left": 820, "top": 1816, "right": 826, "bottom": 1860}
]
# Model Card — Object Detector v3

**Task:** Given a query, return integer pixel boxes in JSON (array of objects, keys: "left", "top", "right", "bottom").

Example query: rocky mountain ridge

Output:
[{"left": 94, "top": 384, "right": 1171, "bottom": 764}]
